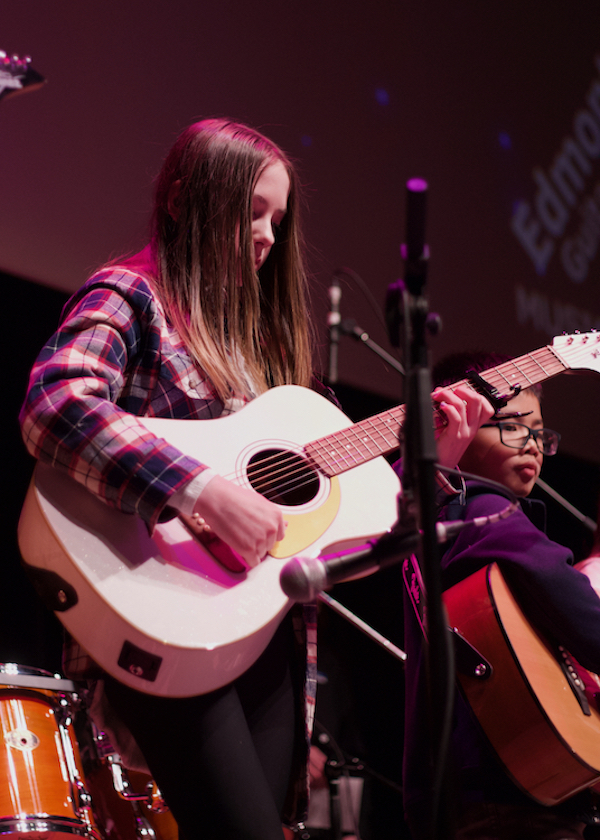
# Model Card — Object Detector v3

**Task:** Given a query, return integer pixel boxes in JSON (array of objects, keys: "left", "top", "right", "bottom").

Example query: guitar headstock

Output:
[
  {"left": 0, "top": 51, "right": 45, "bottom": 103},
  {"left": 552, "top": 332, "right": 600, "bottom": 374}
]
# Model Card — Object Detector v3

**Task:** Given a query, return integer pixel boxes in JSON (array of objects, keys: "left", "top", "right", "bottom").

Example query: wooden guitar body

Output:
[{"left": 444, "top": 563, "right": 600, "bottom": 805}]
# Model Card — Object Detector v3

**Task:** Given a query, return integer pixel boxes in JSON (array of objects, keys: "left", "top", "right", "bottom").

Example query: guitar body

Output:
[
  {"left": 18, "top": 385, "right": 400, "bottom": 698},
  {"left": 444, "top": 563, "right": 600, "bottom": 805}
]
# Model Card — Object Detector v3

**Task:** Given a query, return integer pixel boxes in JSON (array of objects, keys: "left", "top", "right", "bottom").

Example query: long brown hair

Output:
[{"left": 147, "top": 118, "right": 313, "bottom": 402}]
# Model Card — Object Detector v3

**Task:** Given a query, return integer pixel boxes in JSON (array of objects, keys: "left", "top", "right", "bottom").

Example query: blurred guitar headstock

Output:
[{"left": 0, "top": 51, "right": 45, "bottom": 103}]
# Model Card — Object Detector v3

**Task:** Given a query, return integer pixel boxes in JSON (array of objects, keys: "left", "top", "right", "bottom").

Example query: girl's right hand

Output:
[{"left": 191, "top": 475, "right": 286, "bottom": 568}]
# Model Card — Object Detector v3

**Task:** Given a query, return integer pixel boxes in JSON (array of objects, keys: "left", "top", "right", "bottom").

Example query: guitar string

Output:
[
  {"left": 218, "top": 415, "right": 405, "bottom": 498},
  {"left": 215, "top": 414, "right": 406, "bottom": 499}
]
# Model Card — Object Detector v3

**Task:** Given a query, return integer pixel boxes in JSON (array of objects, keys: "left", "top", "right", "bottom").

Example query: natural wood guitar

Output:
[
  {"left": 18, "top": 332, "right": 600, "bottom": 697},
  {"left": 444, "top": 563, "right": 600, "bottom": 806}
]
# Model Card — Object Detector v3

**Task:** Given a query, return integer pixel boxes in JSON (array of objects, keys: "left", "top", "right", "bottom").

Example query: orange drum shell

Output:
[{"left": 0, "top": 687, "right": 92, "bottom": 827}]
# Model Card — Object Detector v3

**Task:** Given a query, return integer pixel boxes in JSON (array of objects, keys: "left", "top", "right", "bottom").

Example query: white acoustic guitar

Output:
[{"left": 18, "top": 332, "right": 600, "bottom": 697}]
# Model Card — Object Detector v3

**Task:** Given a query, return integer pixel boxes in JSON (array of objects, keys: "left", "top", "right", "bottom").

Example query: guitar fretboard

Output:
[{"left": 306, "top": 345, "right": 568, "bottom": 477}]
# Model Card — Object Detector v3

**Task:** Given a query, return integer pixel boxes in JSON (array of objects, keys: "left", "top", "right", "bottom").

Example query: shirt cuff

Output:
[{"left": 169, "top": 468, "right": 218, "bottom": 515}]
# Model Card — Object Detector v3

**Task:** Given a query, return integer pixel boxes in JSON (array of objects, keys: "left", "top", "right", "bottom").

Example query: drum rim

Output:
[
  {"left": 0, "top": 663, "right": 76, "bottom": 693},
  {"left": 0, "top": 662, "right": 60, "bottom": 679},
  {"left": 0, "top": 815, "right": 93, "bottom": 833}
]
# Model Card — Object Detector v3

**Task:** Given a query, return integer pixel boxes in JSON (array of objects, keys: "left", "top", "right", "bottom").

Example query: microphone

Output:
[
  {"left": 280, "top": 497, "right": 519, "bottom": 602},
  {"left": 403, "top": 178, "right": 428, "bottom": 262},
  {"left": 400, "top": 178, "right": 429, "bottom": 297},
  {"left": 280, "top": 530, "right": 420, "bottom": 602},
  {"left": 327, "top": 275, "right": 342, "bottom": 383}
]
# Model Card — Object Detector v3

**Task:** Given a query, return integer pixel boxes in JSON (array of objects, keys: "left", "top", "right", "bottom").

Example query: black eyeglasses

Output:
[{"left": 480, "top": 422, "right": 561, "bottom": 456}]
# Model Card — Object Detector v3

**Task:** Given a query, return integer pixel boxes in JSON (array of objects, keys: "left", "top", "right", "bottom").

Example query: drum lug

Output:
[
  {"left": 106, "top": 757, "right": 164, "bottom": 839},
  {"left": 54, "top": 691, "right": 75, "bottom": 726},
  {"left": 144, "top": 781, "right": 169, "bottom": 814},
  {"left": 74, "top": 781, "right": 104, "bottom": 840},
  {"left": 74, "top": 778, "right": 93, "bottom": 810},
  {"left": 108, "top": 753, "right": 167, "bottom": 811},
  {"left": 57, "top": 721, "right": 97, "bottom": 831},
  {"left": 108, "top": 754, "right": 147, "bottom": 801}
]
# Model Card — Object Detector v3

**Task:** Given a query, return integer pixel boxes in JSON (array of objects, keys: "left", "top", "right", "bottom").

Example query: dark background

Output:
[
  {"left": 3, "top": 1, "right": 600, "bottom": 462},
  {"left": 3, "top": 5, "right": 600, "bottom": 837}
]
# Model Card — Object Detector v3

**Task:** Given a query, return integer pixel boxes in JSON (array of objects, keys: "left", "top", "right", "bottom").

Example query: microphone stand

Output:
[
  {"left": 535, "top": 477, "right": 597, "bottom": 532},
  {"left": 314, "top": 720, "right": 402, "bottom": 840},
  {"left": 319, "top": 181, "right": 456, "bottom": 837},
  {"left": 389, "top": 179, "right": 455, "bottom": 840},
  {"left": 339, "top": 318, "right": 405, "bottom": 376},
  {"left": 318, "top": 592, "right": 407, "bottom": 662}
]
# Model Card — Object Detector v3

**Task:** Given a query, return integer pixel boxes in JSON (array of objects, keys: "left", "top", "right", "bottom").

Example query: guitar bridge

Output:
[{"left": 557, "top": 646, "right": 592, "bottom": 716}]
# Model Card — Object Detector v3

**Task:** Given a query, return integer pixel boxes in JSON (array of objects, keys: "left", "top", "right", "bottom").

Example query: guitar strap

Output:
[
  {"left": 441, "top": 480, "right": 547, "bottom": 537},
  {"left": 408, "top": 480, "right": 527, "bottom": 630},
  {"left": 402, "top": 554, "right": 428, "bottom": 641},
  {"left": 401, "top": 482, "right": 497, "bottom": 642}
]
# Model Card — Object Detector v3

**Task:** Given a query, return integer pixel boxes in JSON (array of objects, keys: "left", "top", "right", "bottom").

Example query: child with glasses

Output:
[{"left": 402, "top": 350, "right": 600, "bottom": 840}]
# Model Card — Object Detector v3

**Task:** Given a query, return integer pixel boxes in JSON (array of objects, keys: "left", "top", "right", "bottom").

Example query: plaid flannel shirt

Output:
[{"left": 19, "top": 266, "right": 317, "bottom": 826}]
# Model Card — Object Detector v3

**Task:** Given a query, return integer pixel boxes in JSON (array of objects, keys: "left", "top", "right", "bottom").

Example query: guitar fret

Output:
[
  {"left": 450, "top": 348, "right": 568, "bottom": 403},
  {"left": 307, "top": 408, "right": 405, "bottom": 477},
  {"left": 480, "top": 349, "right": 560, "bottom": 392},
  {"left": 338, "top": 427, "right": 383, "bottom": 461},
  {"left": 360, "top": 413, "right": 402, "bottom": 450}
]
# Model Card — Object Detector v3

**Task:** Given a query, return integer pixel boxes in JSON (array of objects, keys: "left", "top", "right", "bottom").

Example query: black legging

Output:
[{"left": 103, "top": 615, "right": 299, "bottom": 840}]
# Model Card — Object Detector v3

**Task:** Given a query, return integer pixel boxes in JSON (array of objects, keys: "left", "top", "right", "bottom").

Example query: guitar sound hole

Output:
[{"left": 247, "top": 449, "right": 320, "bottom": 507}]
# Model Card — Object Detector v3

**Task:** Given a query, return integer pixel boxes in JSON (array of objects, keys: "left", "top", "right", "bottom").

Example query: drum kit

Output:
[{"left": 0, "top": 663, "right": 177, "bottom": 840}]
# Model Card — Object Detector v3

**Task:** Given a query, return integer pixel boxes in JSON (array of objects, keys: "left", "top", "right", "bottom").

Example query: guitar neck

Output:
[{"left": 307, "top": 344, "right": 568, "bottom": 477}]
